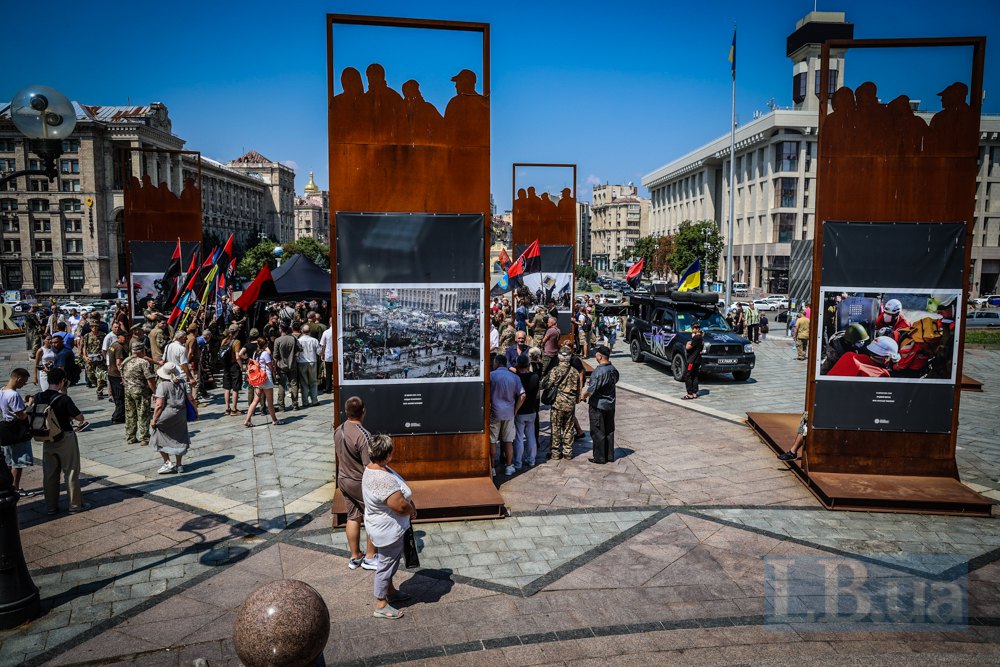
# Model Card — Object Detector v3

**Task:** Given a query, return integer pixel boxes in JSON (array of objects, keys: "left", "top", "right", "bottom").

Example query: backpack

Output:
[
  {"left": 29, "top": 393, "right": 66, "bottom": 442},
  {"left": 218, "top": 340, "right": 234, "bottom": 362},
  {"left": 247, "top": 357, "right": 268, "bottom": 387}
]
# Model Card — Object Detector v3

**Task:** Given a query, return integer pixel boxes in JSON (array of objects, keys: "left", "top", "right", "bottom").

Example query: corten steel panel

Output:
[
  {"left": 806, "top": 38, "right": 985, "bottom": 481},
  {"left": 121, "top": 148, "right": 203, "bottom": 317},
  {"left": 327, "top": 15, "right": 492, "bottom": 482}
]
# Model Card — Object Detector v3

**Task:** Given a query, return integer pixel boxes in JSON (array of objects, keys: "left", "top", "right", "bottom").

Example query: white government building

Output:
[{"left": 642, "top": 10, "right": 1000, "bottom": 296}]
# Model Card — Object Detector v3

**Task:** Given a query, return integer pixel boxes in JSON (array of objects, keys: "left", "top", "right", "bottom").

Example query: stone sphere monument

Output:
[{"left": 232, "top": 579, "right": 330, "bottom": 666}]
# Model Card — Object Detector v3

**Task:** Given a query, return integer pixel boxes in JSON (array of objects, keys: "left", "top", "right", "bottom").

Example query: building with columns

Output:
[
  {"left": 0, "top": 101, "right": 295, "bottom": 297},
  {"left": 642, "top": 10, "right": 1000, "bottom": 295},
  {"left": 293, "top": 172, "right": 330, "bottom": 244},
  {"left": 589, "top": 183, "right": 649, "bottom": 271}
]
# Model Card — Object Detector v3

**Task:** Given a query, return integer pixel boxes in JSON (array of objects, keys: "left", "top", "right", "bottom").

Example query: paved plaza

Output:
[{"left": 0, "top": 334, "right": 998, "bottom": 665}]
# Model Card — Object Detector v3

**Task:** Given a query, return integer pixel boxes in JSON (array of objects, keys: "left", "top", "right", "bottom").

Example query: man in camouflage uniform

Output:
[
  {"left": 24, "top": 305, "right": 43, "bottom": 356},
  {"left": 149, "top": 318, "right": 168, "bottom": 364},
  {"left": 83, "top": 318, "right": 108, "bottom": 398},
  {"left": 122, "top": 340, "right": 156, "bottom": 445},
  {"left": 529, "top": 306, "right": 548, "bottom": 348},
  {"left": 540, "top": 344, "right": 581, "bottom": 460},
  {"left": 498, "top": 319, "right": 516, "bottom": 352}
]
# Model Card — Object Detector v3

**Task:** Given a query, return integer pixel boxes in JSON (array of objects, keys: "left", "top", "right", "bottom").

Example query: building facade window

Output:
[
  {"left": 2, "top": 218, "right": 19, "bottom": 233},
  {"left": 2, "top": 263, "right": 23, "bottom": 288},
  {"left": 2, "top": 239, "right": 21, "bottom": 253},
  {"left": 0, "top": 198, "right": 16, "bottom": 211},
  {"left": 65, "top": 239, "right": 84, "bottom": 254},
  {"left": 34, "top": 238, "right": 53, "bottom": 253},
  {"left": 61, "top": 199, "right": 82, "bottom": 212},
  {"left": 0, "top": 158, "right": 16, "bottom": 172},
  {"left": 65, "top": 262, "right": 85, "bottom": 292},
  {"left": 775, "top": 213, "right": 796, "bottom": 243},
  {"left": 28, "top": 179, "right": 49, "bottom": 192},
  {"left": 62, "top": 139, "right": 80, "bottom": 153},
  {"left": 0, "top": 140, "right": 17, "bottom": 152},
  {"left": 815, "top": 69, "right": 838, "bottom": 96},
  {"left": 61, "top": 179, "right": 81, "bottom": 192},
  {"left": 775, "top": 177, "right": 797, "bottom": 208},
  {"left": 33, "top": 219, "right": 51, "bottom": 233},
  {"left": 29, "top": 199, "right": 50, "bottom": 212},
  {"left": 34, "top": 262, "right": 54, "bottom": 291},
  {"left": 60, "top": 159, "right": 80, "bottom": 174},
  {"left": 64, "top": 219, "right": 82, "bottom": 233},
  {"left": 775, "top": 141, "right": 799, "bottom": 172},
  {"left": 792, "top": 72, "right": 807, "bottom": 104}
]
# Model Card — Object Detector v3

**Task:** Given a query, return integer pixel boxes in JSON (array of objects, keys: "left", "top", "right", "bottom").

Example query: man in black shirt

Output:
[
  {"left": 34, "top": 368, "right": 88, "bottom": 514},
  {"left": 682, "top": 323, "right": 704, "bottom": 400},
  {"left": 583, "top": 345, "right": 620, "bottom": 464}
]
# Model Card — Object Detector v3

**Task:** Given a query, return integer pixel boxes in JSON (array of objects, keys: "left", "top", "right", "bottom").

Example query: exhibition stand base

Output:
[
  {"left": 961, "top": 374, "right": 984, "bottom": 392},
  {"left": 747, "top": 412, "right": 992, "bottom": 517},
  {"left": 331, "top": 477, "right": 505, "bottom": 528}
]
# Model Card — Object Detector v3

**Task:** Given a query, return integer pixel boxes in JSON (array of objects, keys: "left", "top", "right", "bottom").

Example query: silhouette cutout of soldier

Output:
[
  {"left": 402, "top": 79, "right": 443, "bottom": 145},
  {"left": 854, "top": 82, "right": 890, "bottom": 151},
  {"left": 886, "top": 95, "right": 927, "bottom": 154},
  {"left": 364, "top": 63, "right": 404, "bottom": 142},
  {"left": 444, "top": 68, "right": 488, "bottom": 147},
  {"left": 540, "top": 191, "right": 557, "bottom": 218},
  {"left": 557, "top": 187, "right": 575, "bottom": 219},
  {"left": 929, "top": 82, "right": 977, "bottom": 154},
  {"left": 823, "top": 86, "right": 856, "bottom": 152},
  {"left": 526, "top": 186, "right": 542, "bottom": 224},
  {"left": 332, "top": 67, "right": 367, "bottom": 143}
]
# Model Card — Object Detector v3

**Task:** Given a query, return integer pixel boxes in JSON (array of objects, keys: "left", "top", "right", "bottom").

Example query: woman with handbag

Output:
[
  {"left": 362, "top": 434, "right": 417, "bottom": 620},
  {"left": 149, "top": 361, "right": 196, "bottom": 474}
]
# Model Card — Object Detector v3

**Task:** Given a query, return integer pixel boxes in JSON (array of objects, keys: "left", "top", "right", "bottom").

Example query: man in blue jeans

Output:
[{"left": 489, "top": 354, "right": 524, "bottom": 477}]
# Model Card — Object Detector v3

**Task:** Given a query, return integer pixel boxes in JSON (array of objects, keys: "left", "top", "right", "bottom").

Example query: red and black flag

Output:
[
  {"left": 216, "top": 233, "right": 234, "bottom": 274},
  {"left": 234, "top": 263, "right": 278, "bottom": 311},
  {"left": 498, "top": 247, "right": 511, "bottom": 270},
  {"left": 506, "top": 240, "right": 541, "bottom": 290},
  {"left": 625, "top": 257, "right": 645, "bottom": 289},
  {"left": 155, "top": 239, "right": 182, "bottom": 312}
]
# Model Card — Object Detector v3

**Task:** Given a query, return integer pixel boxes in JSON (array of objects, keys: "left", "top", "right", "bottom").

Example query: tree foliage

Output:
[
  {"left": 235, "top": 236, "right": 331, "bottom": 278},
  {"left": 575, "top": 264, "right": 597, "bottom": 282},
  {"left": 625, "top": 235, "right": 674, "bottom": 279},
  {"left": 670, "top": 220, "right": 724, "bottom": 281}
]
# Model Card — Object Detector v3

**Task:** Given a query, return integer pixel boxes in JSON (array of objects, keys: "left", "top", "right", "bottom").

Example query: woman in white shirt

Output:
[{"left": 362, "top": 434, "right": 416, "bottom": 619}]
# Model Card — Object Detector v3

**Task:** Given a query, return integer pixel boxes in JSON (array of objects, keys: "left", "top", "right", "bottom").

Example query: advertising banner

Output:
[
  {"left": 515, "top": 244, "right": 574, "bottom": 333},
  {"left": 336, "top": 213, "right": 485, "bottom": 435},
  {"left": 812, "top": 222, "right": 965, "bottom": 433}
]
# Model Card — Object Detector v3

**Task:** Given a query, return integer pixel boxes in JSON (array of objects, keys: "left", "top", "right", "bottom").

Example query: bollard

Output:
[{"left": 232, "top": 579, "right": 330, "bottom": 667}]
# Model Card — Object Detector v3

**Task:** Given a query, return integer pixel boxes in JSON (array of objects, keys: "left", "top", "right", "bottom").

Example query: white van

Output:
[{"left": 732, "top": 282, "right": 749, "bottom": 297}]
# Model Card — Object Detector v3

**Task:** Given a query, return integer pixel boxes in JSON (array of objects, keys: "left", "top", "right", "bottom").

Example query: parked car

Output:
[
  {"left": 59, "top": 301, "right": 88, "bottom": 313},
  {"left": 970, "top": 295, "right": 1000, "bottom": 308},
  {"left": 967, "top": 310, "right": 1000, "bottom": 328},
  {"left": 626, "top": 290, "right": 756, "bottom": 382},
  {"left": 88, "top": 299, "right": 113, "bottom": 309},
  {"left": 753, "top": 299, "right": 780, "bottom": 311}
]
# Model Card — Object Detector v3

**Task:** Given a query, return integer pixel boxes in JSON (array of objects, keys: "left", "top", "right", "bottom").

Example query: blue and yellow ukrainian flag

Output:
[
  {"left": 728, "top": 28, "right": 736, "bottom": 80},
  {"left": 677, "top": 259, "right": 702, "bottom": 292}
]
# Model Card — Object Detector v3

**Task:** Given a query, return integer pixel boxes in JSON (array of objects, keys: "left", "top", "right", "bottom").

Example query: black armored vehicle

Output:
[{"left": 626, "top": 289, "right": 756, "bottom": 382}]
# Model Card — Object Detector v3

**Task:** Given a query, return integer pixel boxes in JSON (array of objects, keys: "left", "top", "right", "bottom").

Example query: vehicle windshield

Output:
[{"left": 676, "top": 311, "right": 730, "bottom": 332}]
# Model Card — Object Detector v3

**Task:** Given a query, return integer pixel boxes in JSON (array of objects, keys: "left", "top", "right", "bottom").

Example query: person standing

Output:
[
  {"left": 504, "top": 330, "right": 529, "bottom": 370},
  {"left": 245, "top": 335, "right": 279, "bottom": 426},
  {"left": 83, "top": 318, "right": 108, "bottom": 399},
  {"left": 296, "top": 324, "right": 320, "bottom": 408},
  {"left": 24, "top": 305, "right": 42, "bottom": 357},
  {"left": 489, "top": 354, "right": 525, "bottom": 476},
  {"left": 583, "top": 345, "right": 620, "bottom": 464},
  {"left": 793, "top": 310, "right": 811, "bottom": 361},
  {"left": 540, "top": 316, "right": 561, "bottom": 377},
  {"left": 541, "top": 345, "right": 581, "bottom": 460},
  {"left": 122, "top": 341, "right": 157, "bottom": 445},
  {"left": 362, "top": 434, "right": 416, "bottom": 620},
  {"left": 682, "top": 323, "right": 704, "bottom": 400},
  {"left": 149, "top": 318, "right": 168, "bottom": 364},
  {"left": 33, "top": 335, "right": 55, "bottom": 391},
  {"left": 320, "top": 319, "right": 334, "bottom": 394},
  {"left": 49, "top": 334, "right": 77, "bottom": 388},
  {"left": 33, "top": 368, "right": 89, "bottom": 514},
  {"left": 272, "top": 324, "right": 300, "bottom": 412},
  {"left": 746, "top": 303, "right": 760, "bottom": 344},
  {"left": 149, "top": 361, "right": 195, "bottom": 474},
  {"left": 513, "top": 355, "right": 540, "bottom": 468},
  {"left": 1, "top": 368, "right": 36, "bottom": 497},
  {"left": 106, "top": 330, "right": 127, "bottom": 424},
  {"left": 165, "top": 330, "right": 194, "bottom": 383},
  {"left": 334, "top": 396, "right": 378, "bottom": 571},
  {"left": 219, "top": 324, "right": 243, "bottom": 415}
]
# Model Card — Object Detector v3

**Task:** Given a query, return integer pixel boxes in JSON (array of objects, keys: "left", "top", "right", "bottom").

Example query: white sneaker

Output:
[
  {"left": 157, "top": 462, "right": 176, "bottom": 474},
  {"left": 504, "top": 465, "right": 516, "bottom": 476},
  {"left": 360, "top": 557, "right": 378, "bottom": 571},
  {"left": 175, "top": 465, "right": 184, "bottom": 473}
]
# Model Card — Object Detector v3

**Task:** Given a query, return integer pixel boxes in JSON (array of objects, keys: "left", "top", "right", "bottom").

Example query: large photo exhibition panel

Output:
[
  {"left": 128, "top": 240, "right": 199, "bottom": 317},
  {"left": 348, "top": 382, "right": 485, "bottom": 436},
  {"left": 515, "top": 244, "right": 574, "bottom": 333},
  {"left": 336, "top": 213, "right": 484, "bottom": 284}
]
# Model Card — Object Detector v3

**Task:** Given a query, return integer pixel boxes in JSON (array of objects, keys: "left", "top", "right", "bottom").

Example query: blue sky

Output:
[{"left": 2, "top": 1, "right": 997, "bottom": 211}]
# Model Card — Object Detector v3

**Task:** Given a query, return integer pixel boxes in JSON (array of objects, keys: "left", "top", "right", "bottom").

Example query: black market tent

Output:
[{"left": 270, "top": 253, "right": 331, "bottom": 301}]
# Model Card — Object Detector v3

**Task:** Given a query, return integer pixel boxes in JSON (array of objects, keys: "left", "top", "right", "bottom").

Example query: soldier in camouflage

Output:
[
  {"left": 498, "top": 319, "right": 516, "bottom": 352},
  {"left": 83, "top": 319, "right": 108, "bottom": 398},
  {"left": 121, "top": 340, "right": 157, "bottom": 445},
  {"left": 540, "top": 344, "right": 581, "bottom": 460},
  {"left": 529, "top": 306, "right": 548, "bottom": 348}
]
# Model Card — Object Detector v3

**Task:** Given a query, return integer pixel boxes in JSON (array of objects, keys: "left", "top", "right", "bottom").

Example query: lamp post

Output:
[
  {"left": 0, "top": 85, "right": 75, "bottom": 629},
  {"left": 0, "top": 85, "right": 76, "bottom": 188}
]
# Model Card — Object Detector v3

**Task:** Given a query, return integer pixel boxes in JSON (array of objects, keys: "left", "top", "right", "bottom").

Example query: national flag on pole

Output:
[
  {"left": 729, "top": 27, "right": 736, "bottom": 80},
  {"left": 498, "top": 247, "right": 511, "bottom": 269},
  {"left": 234, "top": 264, "right": 277, "bottom": 311},
  {"left": 490, "top": 270, "right": 512, "bottom": 296},
  {"left": 156, "top": 239, "right": 182, "bottom": 312},
  {"left": 216, "top": 233, "right": 234, "bottom": 274},
  {"left": 167, "top": 290, "right": 191, "bottom": 326},
  {"left": 677, "top": 259, "right": 702, "bottom": 292},
  {"left": 625, "top": 258, "right": 645, "bottom": 289}
]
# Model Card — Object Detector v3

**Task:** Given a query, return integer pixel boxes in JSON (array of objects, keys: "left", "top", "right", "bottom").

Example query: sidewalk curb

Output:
[{"left": 617, "top": 381, "right": 746, "bottom": 426}]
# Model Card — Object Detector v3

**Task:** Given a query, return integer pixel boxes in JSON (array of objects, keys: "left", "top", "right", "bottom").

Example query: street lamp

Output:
[
  {"left": 0, "top": 85, "right": 77, "bottom": 188},
  {"left": 0, "top": 84, "right": 74, "bottom": 629}
]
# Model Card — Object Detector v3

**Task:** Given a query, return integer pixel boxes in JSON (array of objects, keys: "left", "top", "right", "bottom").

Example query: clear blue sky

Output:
[{"left": 3, "top": 1, "right": 997, "bottom": 211}]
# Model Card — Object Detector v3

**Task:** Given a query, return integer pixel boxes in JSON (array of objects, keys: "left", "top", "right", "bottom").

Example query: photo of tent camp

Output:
[
  {"left": 522, "top": 272, "right": 572, "bottom": 309},
  {"left": 816, "top": 289, "right": 961, "bottom": 382},
  {"left": 338, "top": 286, "right": 483, "bottom": 383}
]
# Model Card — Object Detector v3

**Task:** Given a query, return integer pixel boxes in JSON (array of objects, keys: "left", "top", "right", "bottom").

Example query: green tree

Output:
[
  {"left": 670, "top": 220, "right": 723, "bottom": 283},
  {"left": 625, "top": 235, "right": 675, "bottom": 279},
  {"left": 236, "top": 238, "right": 277, "bottom": 278},
  {"left": 236, "top": 236, "right": 331, "bottom": 278},
  {"left": 625, "top": 236, "right": 659, "bottom": 274},
  {"left": 284, "top": 236, "right": 330, "bottom": 269},
  {"left": 575, "top": 264, "right": 597, "bottom": 282}
]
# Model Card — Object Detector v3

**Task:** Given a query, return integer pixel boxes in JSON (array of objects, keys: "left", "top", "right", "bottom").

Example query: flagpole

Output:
[{"left": 725, "top": 25, "right": 736, "bottom": 312}]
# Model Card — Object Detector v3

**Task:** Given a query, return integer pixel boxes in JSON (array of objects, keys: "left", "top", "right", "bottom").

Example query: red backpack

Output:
[{"left": 247, "top": 357, "right": 268, "bottom": 387}]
